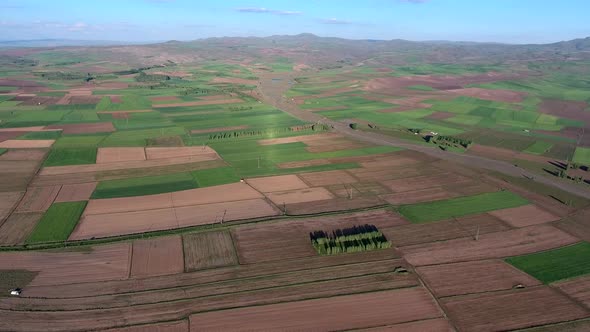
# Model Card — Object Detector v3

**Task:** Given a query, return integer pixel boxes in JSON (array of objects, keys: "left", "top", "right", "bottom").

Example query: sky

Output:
[{"left": 1, "top": 0, "right": 589, "bottom": 44}]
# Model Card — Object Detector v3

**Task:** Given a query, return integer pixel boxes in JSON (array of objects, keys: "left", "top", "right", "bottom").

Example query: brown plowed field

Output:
[
  {"left": 15, "top": 186, "right": 61, "bottom": 213},
  {"left": 359, "top": 318, "right": 453, "bottom": 331},
  {"left": 189, "top": 288, "right": 442, "bottom": 331},
  {"left": 54, "top": 182, "right": 97, "bottom": 202},
  {"left": 211, "top": 76, "right": 258, "bottom": 85},
  {"left": 144, "top": 146, "right": 219, "bottom": 160},
  {"left": 72, "top": 198, "right": 277, "bottom": 240},
  {"left": 97, "top": 109, "right": 153, "bottom": 114},
  {"left": 0, "top": 148, "right": 47, "bottom": 161},
  {"left": 152, "top": 98, "right": 243, "bottom": 108},
  {"left": 555, "top": 275, "right": 590, "bottom": 309},
  {"left": 0, "top": 160, "right": 41, "bottom": 191},
  {"left": 401, "top": 225, "right": 579, "bottom": 266},
  {"left": 0, "top": 212, "right": 41, "bottom": 245},
  {"left": 266, "top": 187, "right": 334, "bottom": 205},
  {"left": 285, "top": 196, "right": 385, "bottom": 215},
  {"left": 0, "top": 139, "right": 54, "bottom": 148},
  {"left": 190, "top": 125, "right": 248, "bottom": 134},
  {"left": 40, "top": 154, "right": 221, "bottom": 176},
  {"left": 84, "top": 192, "right": 173, "bottom": 215},
  {"left": 348, "top": 166, "right": 423, "bottom": 182},
  {"left": 0, "top": 191, "right": 24, "bottom": 222},
  {"left": 0, "top": 131, "right": 24, "bottom": 142},
  {"left": 331, "top": 181, "right": 390, "bottom": 197},
  {"left": 441, "top": 287, "right": 589, "bottom": 332},
  {"left": 489, "top": 204, "right": 560, "bottom": 228},
  {"left": 0, "top": 243, "right": 130, "bottom": 286},
  {"left": 101, "top": 320, "right": 188, "bottom": 332},
  {"left": 426, "top": 111, "right": 455, "bottom": 120},
  {"left": 257, "top": 132, "right": 340, "bottom": 145},
  {"left": 183, "top": 231, "right": 238, "bottom": 271},
  {"left": 234, "top": 209, "right": 404, "bottom": 264},
  {"left": 46, "top": 122, "right": 115, "bottom": 134},
  {"left": 381, "top": 214, "right": 508, "bottom": 247},
  {"left": 130, "top": 236, "right": 184, "bottom": 278},
  {"left": 380, "top": 186, "right": 454, "bottom": 205},
  {"left": 246, "top": 174, "right": 309, "bottom": 192},
  {"left": 443, "top": 180, "right": 497, "bottom": 196},
  {"left": 0, "top": 126, "right": 48, "bottom": 132},
  {"left": 381, "top": 172, "right": 470, "bottom": 192},
  {"left": 448, "top": 87, "right": 527, "bottom": 102},
  {"left": 97, "top": 147, "right": 146, "bottom": 163},
  {"left": 171, "top": 182, "right": 263, "bottom": 206},
  {"left": 277, "top": 159, "right": 331, "bottom": 168},
  {"left": 539, "top": 99, "right": 590, "bottom": 122},
  {"left": 417, "top": 259, "right": 541, "bottom": 298},
  {"left": 298, "top": 170, "right": 358, "bottom": 186}
]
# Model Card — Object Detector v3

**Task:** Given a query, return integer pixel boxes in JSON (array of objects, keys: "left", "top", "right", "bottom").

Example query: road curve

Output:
[{"left": 255, "top": 72, "right": 590, "bottom": 200}]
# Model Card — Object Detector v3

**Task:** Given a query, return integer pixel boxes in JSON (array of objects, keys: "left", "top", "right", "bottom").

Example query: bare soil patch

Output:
[
  {"left": 0, "top": 212, "right": 41, "bottom": 245},
  {"left": 171, "top": 182, "right": 262, "bottom": 207},
  {"left": 539, "top": 99, "right": 590, "bottom": 123},
  {"left": 46, "top": 122, "right": 115, "bottom": 134},
  {"left": 144, "top": 146, "right": 218, "bottom": 160},
  {"left": 0, "top": 126, "right": 49, "bottom": 132},
  {"left": 380, "top": 186, "right": 455, "bottom": 205},
  {"left": 401, "top": 225, "right": 579, "bottom": 266},
  {"left": 189, "top": 288, "right": 442, "bottom": 331},
  {"left": 0, "top": 131, "right": 23, "bottom": 142},
  {"left": 0, "top": 139, "right": 54, "bottom": 148},
  {"left": 555, "top": 275, "right": 590, "bottom": 309},
  {"left": 183, "top": 231, "right": 238, "bottom": 271},
  {"left": 0, "top": 160, "right": 40, "bottom": 191},
  {"left": 0, "top": 149, "right": 47, "bottom": 161},
  {"left": 101, "top": 320, "right": 189, "bottom": 332},
  {"left": 54, "top": 182, "right": 97, "bottom": 203},
  {"left": 69, "top": 95, "right": 102, "bottom": 104},
  {"left": 13, "top": 95, "right": 60, "bottom": 106},
  {"left": 448, "top": 87, "right": 527, "bottom": 102},
  {"left": 426, "top": 111, "right": 456, "bottom": 120},
  {"left": 152, "top": 98, "right": 243, "bottom": 108},
  {"left": 0, "top": 191, "right": 24, "bottom": 222},
  {"left": 489, "top": 204, "right": 560, "bottom": 228},
  {"left": 285, "top": 196, "right": 385, "bottom": 215},
  {"left": 190, "top": 125, "right": 248, "bottom": 134},
  {"left": 441, "top": 287, "right": 588, "bottom": 332},
  {"left": 360, "top": 318, "right": 453, "bottom": 332},
  {"left": 211, "top": 77, "right": 258, "bottom": 85},
  {"left": 417, "top": 259, "right": 541, "bottom": 298},
  {"left": 15, "top": 186, "right": 61, "bottom": 213},
  {"left": 130, "top": 235, "right": 184, "bottom": 278},
  {"left": 96, "top": 147, "right": 146, "bottom": 163},
  {"left": 109, "top": 95, "right": 122, "bottom": 103},
  {"left": 266, "top": 187, "right": 334, "bottom": 205},
  {"left": 0, "top": 243, "right": 130, "bottom": 286},
  {"left": 246, "top": 174, "right": 309, "bottom": 193},
  {"left": 257, "top": 133, "right": 340, "bottom": 146},
  {"left": 277, "top": 159, "right": 331, "bottom": 169},
  {"left": 380, "top": 172, "right": 470, "bottom": 193}
]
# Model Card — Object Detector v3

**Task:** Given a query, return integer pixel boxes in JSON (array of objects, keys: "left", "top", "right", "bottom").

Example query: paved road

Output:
[{"left": 255, "top": 72, "right": 590, "bottom": 200}]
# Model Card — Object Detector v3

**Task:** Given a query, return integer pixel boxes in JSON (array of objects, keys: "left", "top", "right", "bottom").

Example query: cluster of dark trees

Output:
[
  {"left": 310, "top": 224, "right": 392, "bottom": 255},
  {"left": 206, "top": 124, "right": 328, "bottom": 140},
  {"left": 135, "top": 72, "right": 171, "bottom": 82},
  {"left": 430, "top": 135, "right": 473, "bottom": 148}
]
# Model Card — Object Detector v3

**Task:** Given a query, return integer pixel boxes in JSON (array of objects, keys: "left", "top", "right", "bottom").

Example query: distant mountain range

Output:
[{"left": 0, "top": 39, "right": 155, "bottom": 48}]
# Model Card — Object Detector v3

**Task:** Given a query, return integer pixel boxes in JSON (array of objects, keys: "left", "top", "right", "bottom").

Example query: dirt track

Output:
[{"left": 256, "top": 71, "right": 590, "bottom": 199}]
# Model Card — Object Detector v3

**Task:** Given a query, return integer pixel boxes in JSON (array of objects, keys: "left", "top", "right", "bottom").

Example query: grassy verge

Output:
[
  {"left": 398, "top": 191, "right": 529, "bottom": 223},
  {"left": 26, "top": 201, "right": 87, "bottom": 243},
  {"left": 506, "top": 242, "right": 590, "bottom": 283},
  {"left": 92, "top": 172, "right": 197, "bottom": 199}
]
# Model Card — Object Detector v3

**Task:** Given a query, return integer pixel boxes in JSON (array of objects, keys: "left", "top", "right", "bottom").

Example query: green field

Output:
[
  {"left": 26, "top": 201, "right": 87, "bottom": 243},
  {"left": 573, "top": 147, "right": 590, "bottom": 165},
  {"left": 43, "top": 148, "right": 97, "bottom": 166},
  {"left": 524, "top": 141, "right": 554, "bottom": 155},
  {"left": 92, "top": 172, "right": 198, "bottom": 199},
  {"left": 191, "top": 166, "right": 241, "bottom": 187},
  {"left": 17, "top": 130, "right": 62, "bottom": 140},
  {"left": 506, "top": 242, "right": 590, "bottom": 283},
  {"left": 398, "top": 191, "right": 529, "bottom": 223}
]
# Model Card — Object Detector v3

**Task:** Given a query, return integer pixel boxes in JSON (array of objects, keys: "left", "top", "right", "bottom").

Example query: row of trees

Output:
[
  {"left": 430, "top": 135, "right": 473, "bottom": 148},
  {"left": 206, "top": 124, "right": 329, "bottom": 140},
  {"left": 310, "top": 224, "right": 392, "bottom": 256},
  {"left": 135, "top": 72, "right": 171, "bottom": 82}
]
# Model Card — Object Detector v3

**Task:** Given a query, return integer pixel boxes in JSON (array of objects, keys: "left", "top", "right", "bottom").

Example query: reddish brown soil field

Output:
[
  {"left": 0, "top": 243, "right": 130, "bottom": 286},
  {"left": 54, "top": 182, "right": 97, "bottom": 202},
  {"left": 360, "top": 318, "right": 453, "bottom": 332},
  {"left": 13, "top": 95, "right": 60, "bottom": 105},
  {"left": 417, "top": 259, "right": 541, "bottom": 298},
  {"left": 448, "top": 87, "right": 527, "bottom": 102},
  {"left": 0, "top": 212, "right": 41, "bottom": 245},
  {"left": 266, "top": 187, "right": 334, "bottom": 205},
  {"left": 489, "top": 204, "right": 560, "bottom": 228},
  {"left": 171, "top": 182, "right": 263, "bottom": 206},
  {"left": 257, "top": 133, "right": 340, "bottom": 146},
  {"left": 211, "top": 76, "right": 258, "bottom": 85},
  {"left": 381, "top": 172, "right": 470, "bottom": 192},
  {"left": 152, "top": 98, "right": 243, "bottom": 108},
  {"left": 246, "top": 174, "right": 309, "bottom": 192},
  {"left": 109, "top": 95, "right": 122, "bottom": 103},
  {"left": 285, "top": 196, "right": 385, "bottom": 215},
  {"left": 0, "top": 131, "right": 23, "bottom": 142},
  {"left": 234, "top": 209, "right": 404, "bottom": 264},
  {"left": 298, "top": 170, "right": 358, "bottom": 187},
  {"left": 539, "top": 99, "right": 590, "bottom": 122},
  {"left": 144, "top": 146, "right": 219, "bottom": 160},
  {"left": 381, "top": 214, "right": 508, "bottom": 247},
  {"left": 277, "top": 159, "right": 331, "bottom": 169},
  {"left": 0, "top": 148, "right": 47, "bottom": 161},
  {"left": 555, "top": 275, "right": 590, "bottom": 309},
  {"left": 0, "top": 160, "right": 42, "bottom": 192},
  {"left": 15, "top": 186, "right": 61, "bottom": 213},
  {"left": 189, "top": 288, "right": 442, "bottom": 331},
  {"left": 0, "top": 191, "right": 24, "bottom": 221},
  {"left": 380, "top": 186, "right": 455, "bottom": 205},
  {"left": 68, "top": 95, "right": 102, "bottom": 104},
  {"left": 97, "top": 147, "right": 146, "bottom": 163},
  {"left": 0, "top": 126, "right": 48, "bottom": 132},
  {"left": 401, "top": 225, "right": 579, "bottom": 266},
  {"left": 46, "top": 122, "right": 115, "bottom": 134},
  {"left": 130, "top": 236, "right": 184, "bottom": 278},
  {"left": 0, "top": 139, "right": 54, "bottom": 148},
  {"left": 441, "top": 287, "right": 589, "bottom": 332},
  {"left": 183, "top": 231, "right": 238, "bottom": 271},
  {"left": 190, "top": 125, "right": 248, "bottom": 134},
  {"left": 101, "top": 320, "right": 189, "bottom": 332}
]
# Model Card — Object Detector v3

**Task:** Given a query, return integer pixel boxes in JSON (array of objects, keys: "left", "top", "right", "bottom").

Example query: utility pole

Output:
[
  {"left": 283, "top": 202, "right": 287, "bottom": 215},
  {"left": 475, "top": 226, "right": 480, "bottom": 241},
  {"left": 221, "top": 210, "right": 227, "bottom": 224},
  {"left": 258, "top": 156, "right": 261, "bottom": 169}
]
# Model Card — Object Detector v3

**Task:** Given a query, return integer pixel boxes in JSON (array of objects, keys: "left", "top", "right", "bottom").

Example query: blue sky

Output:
[{"left": 1, "top": 0, "right": 589, "bottom": 43}]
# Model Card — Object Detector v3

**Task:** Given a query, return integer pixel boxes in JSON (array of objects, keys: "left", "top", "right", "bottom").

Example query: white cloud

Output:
[{"left": 236, "top": 7, "right": 302, "bottom": 15}]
